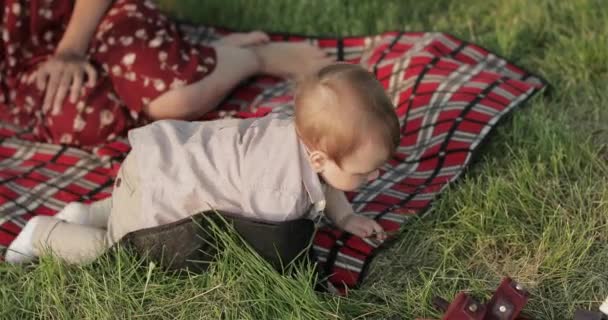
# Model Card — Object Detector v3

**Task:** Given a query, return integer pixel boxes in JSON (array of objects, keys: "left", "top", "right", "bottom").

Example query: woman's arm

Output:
[
  {"left": 30, "top": 0, "right": 114, "bottom": 112},
  {"left": 56, "top": 0, "right": 114, "bottom": 55}
]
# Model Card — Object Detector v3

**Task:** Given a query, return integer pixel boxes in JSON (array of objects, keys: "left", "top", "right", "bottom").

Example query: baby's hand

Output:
[{"left": 339, "top": 214, "right": 386, "bottom": 241}]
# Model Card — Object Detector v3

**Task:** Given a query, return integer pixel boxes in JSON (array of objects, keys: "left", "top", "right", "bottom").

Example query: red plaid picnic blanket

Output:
[{"left": 0, "top": 26, "right": 546, "bottom": 295}]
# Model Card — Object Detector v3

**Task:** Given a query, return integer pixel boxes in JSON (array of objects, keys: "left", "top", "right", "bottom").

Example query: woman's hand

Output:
[
  {"left": 338, "top": 214, "right": 387, "bottom": 241},
  {"left": 28, "top": 52, "right": 97, "bottom": 113}
]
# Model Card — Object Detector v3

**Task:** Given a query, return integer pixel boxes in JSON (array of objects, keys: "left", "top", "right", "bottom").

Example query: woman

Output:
[{"left": 0, "top": 0, "right": 332, "bottom": 146}]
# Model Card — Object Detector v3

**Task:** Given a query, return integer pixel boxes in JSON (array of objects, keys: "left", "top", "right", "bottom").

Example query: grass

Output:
[{"left": 2, "top": 0, "right": 608, "bottom": 318}]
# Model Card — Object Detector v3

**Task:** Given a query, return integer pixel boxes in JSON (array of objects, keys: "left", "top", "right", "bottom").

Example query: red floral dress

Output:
[{"left": 0, "top": 0, "right": 217, "bottom": 146}]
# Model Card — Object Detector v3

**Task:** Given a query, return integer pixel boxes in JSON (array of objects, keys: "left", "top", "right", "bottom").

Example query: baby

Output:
[{"left": 6, "top": 63, "right": 401, "bottom": 265}]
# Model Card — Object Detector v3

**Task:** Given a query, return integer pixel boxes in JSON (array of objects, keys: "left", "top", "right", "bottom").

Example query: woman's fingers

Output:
[
  {"left": 43, "top": 70, "right": 63, "bottom": 112},
  {"left": 70, "top": 69, "right": 84, "bottom": 103},
  {"left": 84, "top": 63, "right": 97, "bottom": 88},
  {"left": 31, "top": 56, "right": 96, "bottom": 110},
  {"left": 27, "top": 70, "right": 38, "bottom": 85},
  {"left": 35, "top": 69, "right": 49, "bottom": 92},
  {"left": 52, "top": 71, "right": 73, "bottom": 111}
]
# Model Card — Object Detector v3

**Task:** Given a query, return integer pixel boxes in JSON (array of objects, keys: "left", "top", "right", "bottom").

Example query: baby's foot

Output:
[
  {"left": 5, "top": 216, "right": 41, "bottom": 264},
  {"left": 215, "top": 31, "right": 270, "bottom": 47},
  {"left": 251, "top": 42, "right": 334, "bottom": 78},
  {"left": 54, "top": 202, "right": 90, "bottom": 225}
]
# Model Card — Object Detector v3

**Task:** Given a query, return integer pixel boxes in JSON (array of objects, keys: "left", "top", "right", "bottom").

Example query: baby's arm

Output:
[{"left": 324, "top": 186, "right": 386, "bottom": 241}]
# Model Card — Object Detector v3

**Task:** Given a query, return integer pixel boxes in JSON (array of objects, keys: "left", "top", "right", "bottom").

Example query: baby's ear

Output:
[{"left": 308, "top": 150, "right": 328, "bottom": 173}]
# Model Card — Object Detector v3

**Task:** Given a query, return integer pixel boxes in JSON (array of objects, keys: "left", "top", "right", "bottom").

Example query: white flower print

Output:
[
  {"left": 130, "top": 110, "right": 139, "bottom": 120},
  {"left": 107, "top": 92, "right": 120, "bottom": 104},
  {"left": 135, "top": 29, "right": 147, "bottom": 39},
  {"left": 125, "top": 72, "right": 136, "bottom": 81},
  {"left": 100, "top": 110, "right": 114, "bottom": 126},
  {"left": 25, "top": 96, "right": 34, "bottom": 106},
  {"left": 112, "top": 65, "right": 122, "bottom": 76},
  {"left": 149, "top": 37, "right": 163, "bottom": 48},
  {"left": 12, "top": 3, "right": 20, "bottom": 14},
  {"left": 120, "top": 36, "right": 133, "bottom": 46},
  {"left": 158, "top": 51, "right": 167, "bottom": 62},
  {"left": 76, "top": 101, "right": 85, "bottom": 112},
  {"left": 154, "top": 79, "right": 166, "bottom": 91},
  {"left": 73, "top": 114, "right": 86, "bottom": 132},
  {"left": 100, "top": 22, "right": 114, "bottom": 32},
  {"left": 60, "top": 133, "right": 73, "bottom": 144},
  {"left": 122, "top": 53, "right": 136, "bottom": 66},
  {"left": 170, "top": 78, "right": 186, "bottom": 90},
  {"left": 144, "top": 1, "right": 156, "bottom": 9},
  {"left": 44, "top": 31, "right": 53, "bottom": 42},
  {"left": 98, "top": 44, "right": 108, "bottom": 53}
]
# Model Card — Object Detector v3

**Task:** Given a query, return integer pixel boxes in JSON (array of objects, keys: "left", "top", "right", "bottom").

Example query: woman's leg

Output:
[
  {"left": 143, "top": 42, "right": 333, "bottom": 121},
  {"left": 93, "top": 0, "right": 333, "bottom": 122}
]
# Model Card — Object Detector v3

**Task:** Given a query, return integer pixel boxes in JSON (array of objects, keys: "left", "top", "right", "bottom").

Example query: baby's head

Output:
[{"left": 295, "top": 63, "right": 400, "bottom": 191}]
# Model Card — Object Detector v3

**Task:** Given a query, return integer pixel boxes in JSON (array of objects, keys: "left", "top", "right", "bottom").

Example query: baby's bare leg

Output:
[{"left": 143, "top": 42, "right": 333, "bottom": 121}]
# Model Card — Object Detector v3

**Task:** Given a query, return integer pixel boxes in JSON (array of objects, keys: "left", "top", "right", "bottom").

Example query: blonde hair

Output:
[{"left": 294, "top": 63, "right": 400, "bottom": 165}]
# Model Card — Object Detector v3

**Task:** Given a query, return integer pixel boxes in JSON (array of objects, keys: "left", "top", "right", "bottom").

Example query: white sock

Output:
[
  {"left": 600, "top": 295, "right": 608, "bottom": 315},
  {"left": 5, "top": 216, "right": 41, "bottom": 264},
  {"left": 54, "top": 202, "right": 91, "bottom": 225}
]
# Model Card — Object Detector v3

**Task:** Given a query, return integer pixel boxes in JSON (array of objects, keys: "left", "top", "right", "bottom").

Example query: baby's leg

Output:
[
  {"left": 55, "top": 197, "right": 112, "bottom": 228},
  {"left": 143, "top": 42, "right": 334, "bottom": 121},
  {"left": 5, "top": 216, "right": 108, "bottom": 264}
]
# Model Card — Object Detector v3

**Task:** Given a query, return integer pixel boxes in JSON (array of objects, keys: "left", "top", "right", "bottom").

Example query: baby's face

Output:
[{"left": 320, "top": 138, "right": 389, "bottom": 192}]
